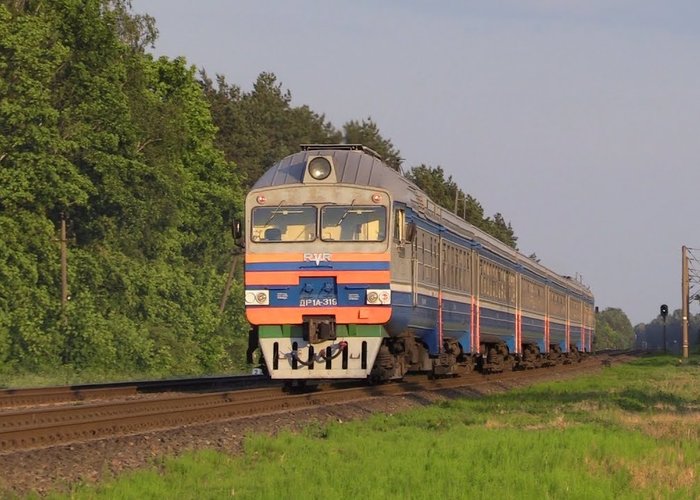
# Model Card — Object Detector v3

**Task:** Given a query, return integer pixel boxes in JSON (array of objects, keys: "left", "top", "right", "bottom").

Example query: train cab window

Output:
[
  {"left": 321, "top": 206, "right": 386, "bottom": 242},
  {"left": 251, "top": 206, "right": 316, "bottom": 242}
]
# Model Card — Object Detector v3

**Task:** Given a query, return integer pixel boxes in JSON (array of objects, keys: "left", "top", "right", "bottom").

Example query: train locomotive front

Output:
[
  {"left": 244, "top": 145, "right": 393, "bottom": 379},
  {"left": 244, "top": 144, "right": 595, "bottom": 382}
]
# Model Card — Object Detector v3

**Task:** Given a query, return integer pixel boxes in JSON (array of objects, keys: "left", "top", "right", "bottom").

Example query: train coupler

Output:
[{"left": 303, "top": 316, "right": 337, "bottom": 344}]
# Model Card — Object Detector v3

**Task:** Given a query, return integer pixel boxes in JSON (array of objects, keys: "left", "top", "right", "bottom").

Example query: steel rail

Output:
[
  {"left": 0, "top": 374, "right": 273, "bottom": 409},
  {"left": 0, "top": 356, "right": 617, "bottom": 454}
]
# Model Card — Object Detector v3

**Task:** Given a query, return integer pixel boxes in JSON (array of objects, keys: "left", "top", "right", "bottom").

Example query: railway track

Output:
[
  {"left": 0, "top": 374, "right": 274, "bottom": 409},
  {"left": 0, "top": 354, "right": 627, "bottom": 454}
]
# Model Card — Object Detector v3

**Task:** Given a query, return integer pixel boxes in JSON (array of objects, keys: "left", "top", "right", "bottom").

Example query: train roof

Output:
[
  {"left": 253, "top": 145, "right": 593, "bottom": 300},
  {"left": 252, "top": 144, "right": 414, "bottom": 197}
]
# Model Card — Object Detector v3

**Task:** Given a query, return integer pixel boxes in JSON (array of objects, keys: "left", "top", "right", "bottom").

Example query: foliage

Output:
[
  {"left": 405, "top": 164, "right": 518, "bottom": 248},
  {"left": 634, "top": 309, "right": 700, "bottom": 354},
  {"left": 200, "top": 70, "right": 517, "bottom": 248},
  {"left": 0, "top": 0, "right": 245, "bottom": 378},
  {"left": 200, "top": 71, "right": 341, "bottom": 190},
  {"left": 594, "top": 307, "right": 634, "bottom": 350},
  {"left": 342, "top": 117, "right": 403, "bottom": 171}
]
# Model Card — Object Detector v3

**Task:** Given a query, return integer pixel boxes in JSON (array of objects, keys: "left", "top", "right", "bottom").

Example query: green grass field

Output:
[{"left": 24, "top": 356, "right": 700, "bottom": 499}]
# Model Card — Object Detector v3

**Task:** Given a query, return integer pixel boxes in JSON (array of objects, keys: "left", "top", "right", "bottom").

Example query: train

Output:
[{"left": 240, "top": 144, "right": 595, "bottom": 381}]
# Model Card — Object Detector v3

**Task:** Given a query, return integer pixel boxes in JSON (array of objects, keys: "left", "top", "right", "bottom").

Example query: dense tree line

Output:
[
  {"left": 1, "top": 0, "right": 245, "bottom": 376},
  {"left": 201, "top": 75, "right": 517, "bottom": 247},
  {"left": 201, "top": 72, "right": 405, "bottom": 186},
  {"left": 1, "top": 0, "right": 520, "bottom": 379},
  {"left": 634, "top": 308, "right": 700, "bottom": 354},
  {"left": 403, "top": 165, "right": 517, "bottom": 248},
  {"left": 595, "top": 305, "right": 700, "bottom": 354},
  {"left": 593, "top": 308, "right": 634, "bottom": 350},
  {"left": 592, "top": 307, "right": 700, "bottom": 353}
]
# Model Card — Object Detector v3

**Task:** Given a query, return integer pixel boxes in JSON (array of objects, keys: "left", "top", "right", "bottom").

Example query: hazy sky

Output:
[{"left": 131, "top": 0, "right": 700, "bottom": 325}]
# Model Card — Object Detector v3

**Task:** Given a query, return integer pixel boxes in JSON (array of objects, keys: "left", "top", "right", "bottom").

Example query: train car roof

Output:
[
  {"left": 253, "top": 145, "right": 593, "bottom": 300},
  {"left": 252, "top": 144, "right": 415, "bottom": 198}
]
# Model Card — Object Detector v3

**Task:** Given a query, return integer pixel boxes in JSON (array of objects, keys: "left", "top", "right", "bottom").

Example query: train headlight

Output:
[
  {"left": 308, "top": 157, "right": 332, "bottom": 180},
  {"left": 366, "top": 289, "right": 391, "bottom": 305},
  {"left": 245, "top": 290, "right": 269, "bottom": 305}
]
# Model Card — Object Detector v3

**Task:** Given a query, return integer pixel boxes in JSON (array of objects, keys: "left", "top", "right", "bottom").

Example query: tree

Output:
[
  {"left": 0, "top": 1, "right": 90, "bottom": 370},
  {"left": 403, "top": 165, "right": 456, "bottom": 210},
  {"left": 0, "top": 0, "right": 247, "bottom": 376},
  {"left": 342, "top": 117, "right": 402, "bottom": 171},
  {"left": 594, "top": 308, "right": 634, "bottom": 350},
  {"left": 404, "top": 164, "right": 518, "bottom": 249},
  {"left": 483, "top": 213, "right": 518, "bottom": 249},
  {"left": 201, "top": 71, "right": 341, "bottom": 189},
  {"left": 633, "top": 309, "right": 700, "bottom": 353}
]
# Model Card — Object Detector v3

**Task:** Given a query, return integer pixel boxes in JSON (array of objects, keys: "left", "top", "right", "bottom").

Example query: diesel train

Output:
[{"left": 241, "top": 144, "right": 594, "bottom": 381}]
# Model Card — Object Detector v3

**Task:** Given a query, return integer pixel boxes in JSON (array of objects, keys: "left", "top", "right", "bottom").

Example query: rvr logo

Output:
[{"left": 303, "top": 252, "right": 331, "bottom": 265}]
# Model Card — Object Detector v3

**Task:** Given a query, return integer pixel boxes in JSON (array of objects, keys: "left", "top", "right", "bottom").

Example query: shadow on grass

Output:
[{"left": 485, "top": 386, "right": 694, "bottom": 413}]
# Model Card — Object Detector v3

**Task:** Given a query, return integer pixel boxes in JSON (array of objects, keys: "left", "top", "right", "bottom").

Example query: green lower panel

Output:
[{"left": 258, "top": 324, "right": 386, "bottom": 339}]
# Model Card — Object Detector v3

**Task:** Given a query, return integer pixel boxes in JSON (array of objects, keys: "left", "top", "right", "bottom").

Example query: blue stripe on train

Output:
[
  {"left": 389, "top": 291, "right": 574, "bottom": 355},
  {"left": 255, "top": 278, "right": 389, "bottom": 307}
]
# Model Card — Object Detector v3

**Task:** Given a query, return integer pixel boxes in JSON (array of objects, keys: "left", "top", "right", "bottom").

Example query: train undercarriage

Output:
[
  {"left": 369, "top": 334, "right": 474, "bottom": 381},
  {"left": 254, "top": 325, "right": 587, "bottom": 383},
  {"left": 478, "top": 341, "right": 585, "bottom": 373},
  {"left": 369, "top": 336, "right": 586, "bottom": 381},
  {"left": 254, "top": 335, "right": 586, "bottom": 385}
]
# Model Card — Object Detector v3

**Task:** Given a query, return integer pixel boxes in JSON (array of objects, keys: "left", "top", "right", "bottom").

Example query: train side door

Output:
[{"left": 392, "top": 208, "right": 416, "bottom": 304}]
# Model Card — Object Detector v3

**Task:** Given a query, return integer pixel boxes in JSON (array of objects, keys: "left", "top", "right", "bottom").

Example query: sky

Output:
[{"left": 131, "top": 0, "right": 700, "bottom": 325}]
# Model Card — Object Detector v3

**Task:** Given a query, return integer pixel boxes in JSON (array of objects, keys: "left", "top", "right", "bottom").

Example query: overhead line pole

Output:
[
  {"left": 681, "top": 245, "right": 689, "bottom": 359},
  {"left": 60, "top": 213, "right": 68, "bottom": 309},
  {"left": 54, "top": 212, "right": 70, "bottom": 326}
]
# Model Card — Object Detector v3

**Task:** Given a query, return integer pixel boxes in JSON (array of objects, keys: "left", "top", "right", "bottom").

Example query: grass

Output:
[
  {"left": 14, "top": 355, "right": 700, "bottom": 499},
  {"left": 0, "top": 367, "right": 139, "bottom": 389}
]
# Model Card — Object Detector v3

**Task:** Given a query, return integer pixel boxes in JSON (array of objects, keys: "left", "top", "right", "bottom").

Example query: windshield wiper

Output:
[
  {"left": 335, "top": 199, "right": 356, "bottom": 227},
  {"left": 262, "top": 200, "right": 286, "bottom": 227}
]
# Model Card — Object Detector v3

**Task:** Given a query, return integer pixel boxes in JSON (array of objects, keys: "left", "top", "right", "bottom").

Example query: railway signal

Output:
[{"left": 660, "top": 304, "right": 668, "bottom": 353}]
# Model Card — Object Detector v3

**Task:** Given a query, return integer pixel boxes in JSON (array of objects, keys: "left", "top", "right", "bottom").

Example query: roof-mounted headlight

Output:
[{"left": 308, "top": 157, "right": 332, "bottom": 180}]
